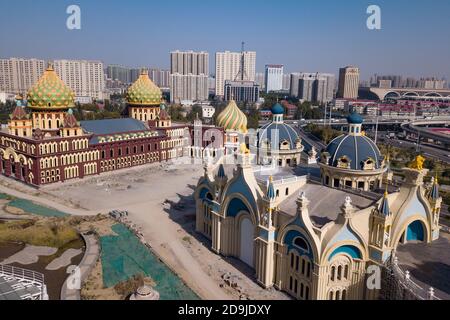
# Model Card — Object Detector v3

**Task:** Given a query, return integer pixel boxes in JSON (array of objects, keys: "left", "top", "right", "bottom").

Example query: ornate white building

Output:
[
  {"left": 194, "top": 151, "right": 442, "bottom": 300},
  {"left": 319, "top": 112, "right": 388, "bottom": 191},
  {"left": 256, "top": 103, "right": 304, "bottom": 167}
]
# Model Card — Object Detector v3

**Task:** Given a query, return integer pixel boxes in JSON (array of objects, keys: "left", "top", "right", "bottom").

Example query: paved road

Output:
[
  {"left": 60, "top": 234, "right": 99, "bottom": 300},
  {"left": 380, "top": 138, "right": 450, "bottom": 164}
]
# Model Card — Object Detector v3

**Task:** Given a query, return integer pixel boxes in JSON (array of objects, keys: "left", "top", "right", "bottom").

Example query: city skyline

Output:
[{"left": 0, "top": 0, "right": 449, "bottom": 81}]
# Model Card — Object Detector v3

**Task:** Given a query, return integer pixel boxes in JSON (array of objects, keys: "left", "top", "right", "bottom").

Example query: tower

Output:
[
  {"left": 428, "top": 174, "right": 442, "bottom": 241},
  {"left": 369, "top": 186, "right": 393, "bottom": 264},
  {"left": 26, "top": 62, "right": 75, "bottom": 137},
  {"left": 155, "top": 103, "right": 172, "bottom": 128},
  {"left": 126, "top": 69, "right": 162, "bottom": 122},
  {"left": 255, "top": 176, "right": 277, "bottom": 288},
  {"left": 8, "top": 95, "right": 32, "bottom": 137},
  {"left": 60, "top": 108, "right": 83, "bottom": 137}
]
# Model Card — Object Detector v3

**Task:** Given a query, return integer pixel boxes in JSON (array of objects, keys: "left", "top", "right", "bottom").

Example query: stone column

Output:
[{"left": 211, "top": 212, "right": 222, "bottom": 254}]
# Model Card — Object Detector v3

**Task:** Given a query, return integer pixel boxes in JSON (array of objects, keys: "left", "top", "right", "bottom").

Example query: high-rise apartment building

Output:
[
  {"left": 282, "top": 74, "right": 291, "bottom": 91},
  {"left": 215, "top": 51, "right": 256, "bottom": 96},
  {"left": 169, "top": 50, "right": 209, "bottom": 102},
  {"left": 337, "top": 66, "right": 360, "bottom": 99},
  {"left": 106, "top": 65, "right": 132, "bottom": 84},
  {"left": 170, "top": 50, "right": 209, "bottom": 75},
  {"left": 170, "top": 74, "right": 208, "bottom": 103},
  {"left": 255, "top": 72, "right": 265, "bottom": 91},
  {"left": 264, "top": 65, "right": 284, "bottom": 93},
  {"left": 149, "top": 68, "right": 170, "bottom": 88},
  {"left": 290, "top": 72, "right": 335, "bottom": 103},
  {"left": 53, "top": 60, "right": 106, "bottom": 100},
  {"left": 0, "top": 58, "right": 45, "bottom": 95}
]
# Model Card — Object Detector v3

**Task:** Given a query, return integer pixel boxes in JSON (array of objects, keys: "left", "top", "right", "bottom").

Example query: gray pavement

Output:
[
  {"left": 396, "top": 231, "right": 450, "bottom": 300},
  {"left": 60, "top": 234, "right": 99, "bottom": 300}
]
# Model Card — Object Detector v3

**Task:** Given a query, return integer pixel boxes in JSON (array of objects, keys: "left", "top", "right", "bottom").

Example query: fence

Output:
[{"left": 380, "top": 255, "right": 441, "bottom": 300}]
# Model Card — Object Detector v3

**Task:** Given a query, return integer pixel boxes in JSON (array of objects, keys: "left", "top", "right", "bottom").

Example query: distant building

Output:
[
  {"left": 282, "top": 73, "right": 291, "bottom": 91},
  {"left": 170, "top": 51, "right": 209, "bottom": 103},
  {"left": 53, "top": 60, "right": 106, "bottom": 100},
  {"left": 215, "top": 51, "right": 256, "bottom": 97},
  {"left": 265, "top": 65, "right": 284, "bottom": 93},
  {"left": 106, "top": 65, "right": 133, "bottom": 84},
  {"left": 0, "top": 58, "right": 45, "bottom": 95},
  {"left": 255, "top": 73, "right": 265, "bottom": 91},
  {"left": 169, "top": 74, "right": 209, "bottom": 103},
  {"left": 224, "top": 80, "right": 259, "bottom": 103},
  {"left": 202, "top": 105, "right": 215, "bottom": 119},
  {"left": 290, "top": 73, "right": 335, "bottom": 103},
  {"left": 377, "top": 79, "right": 392, "bottom": 89},
  {"left": 149, "top": 68, "right": 170, "bottom": 88},
  {"left": 337, "top": 66, "right": 359, "bottom": 99},
  {"left": 0, "top": 92, "right": 16, "bottom": 104}
]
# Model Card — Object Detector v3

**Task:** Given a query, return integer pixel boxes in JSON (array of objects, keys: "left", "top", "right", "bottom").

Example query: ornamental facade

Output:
[
  {"left": 0, "top": 65, "right": 224, "bottom": 186},
  {"left": 194, "top": 153, "right": 442, "bottom": 300}
]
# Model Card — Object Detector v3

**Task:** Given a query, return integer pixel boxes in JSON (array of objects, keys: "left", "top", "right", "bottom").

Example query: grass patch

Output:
[{"left": 0, "top": 219, "right": 79, "bottom": 248}]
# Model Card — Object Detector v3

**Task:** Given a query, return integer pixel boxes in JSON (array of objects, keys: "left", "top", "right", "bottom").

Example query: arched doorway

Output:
[
  {"left": 239, "top": 217, "right": 254, "bottom": 268},
  {"left": 406, "top": 220, "right": 425, "bottom": 242}
]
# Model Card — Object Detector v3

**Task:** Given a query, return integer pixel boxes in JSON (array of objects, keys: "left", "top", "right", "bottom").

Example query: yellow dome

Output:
[
  {"left": 216, "top": 100, "right": 248, "bottom": 133},
  {"left": 27, "top": 63, "right": 75, "bottom": 110},
  {"left": 126, "top": 69, "right": 162, "bottom": 106}
]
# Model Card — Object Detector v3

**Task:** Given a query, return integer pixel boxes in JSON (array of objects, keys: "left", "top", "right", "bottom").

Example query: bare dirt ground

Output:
[{"left": 0, "top": 159, "right": 290, "bottom": 300}]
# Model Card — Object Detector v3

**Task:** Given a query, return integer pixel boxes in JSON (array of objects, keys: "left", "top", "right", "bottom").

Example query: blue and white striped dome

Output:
[
  {"left": 324, "top": 135, "right": 383, "bottom": 170},
  {"left": 258, "top": 121, "right": 300, "bottom": 149}
]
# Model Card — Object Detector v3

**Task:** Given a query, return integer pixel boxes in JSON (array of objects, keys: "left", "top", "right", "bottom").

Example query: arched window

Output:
[{"left": 294, "top": 237, "right": 309, "bottom": 251}]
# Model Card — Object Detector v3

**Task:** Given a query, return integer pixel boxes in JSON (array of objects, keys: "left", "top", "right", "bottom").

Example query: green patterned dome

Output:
[
  {"left": 126, "top": 69, "right": 162, "bottom": 106},
  {"left": 27, "top": 64, "right": 75, "bottom": 110}
]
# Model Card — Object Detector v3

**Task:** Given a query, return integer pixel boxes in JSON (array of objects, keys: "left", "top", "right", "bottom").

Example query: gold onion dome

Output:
[
  {"left": 216, "top": 100, "right": 248, "bottom": 133},
  {"left": 27, "top": 63, "right": 75, "bottom": 110},
  {"left": 126, "top": 69, "right": 162, "bottom": 106}
]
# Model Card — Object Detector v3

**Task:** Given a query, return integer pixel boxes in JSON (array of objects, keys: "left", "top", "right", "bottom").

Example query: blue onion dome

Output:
[
  {"left": 271, "top": 103, "right": 285, "bottom": 115},
  {"left": 258, "top": 121, "right": 301, "bottom": 149},
  {"left": 324, "top": 134, "right": 383, "bottom": 170},
  {"left": 347, "top": 112, "right": 363, "bottom": 124}
]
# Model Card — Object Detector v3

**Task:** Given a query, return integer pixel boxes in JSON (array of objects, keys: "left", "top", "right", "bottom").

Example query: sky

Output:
[{"left": 0, "top": 0, "right": 449, "bottom": 80}]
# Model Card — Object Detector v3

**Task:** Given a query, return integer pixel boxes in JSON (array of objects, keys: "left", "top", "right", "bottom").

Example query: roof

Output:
[
  {"left": 271, "top": 103, "right": 285, "bottom": 115},
  {"left": 325, "top": 134, "right": 383, "bottom": 170},
  {"left": 80, "top": 118, "right": 150, "bottom": 143},
  {"left": 279, "top": 183, "right": 376, "bottom": 227},
  {"left": 258, "top": 121, "right": 300, "bottom": 149}
]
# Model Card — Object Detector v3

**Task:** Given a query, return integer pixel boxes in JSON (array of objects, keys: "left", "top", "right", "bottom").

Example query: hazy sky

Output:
[{"left": 0, "top": 0, "right": 449, "bottom": 80}]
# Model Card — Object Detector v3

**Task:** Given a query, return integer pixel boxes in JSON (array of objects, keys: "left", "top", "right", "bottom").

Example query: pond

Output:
[{"left": 100, "top": 224, "right": 199, "bottom": 300}]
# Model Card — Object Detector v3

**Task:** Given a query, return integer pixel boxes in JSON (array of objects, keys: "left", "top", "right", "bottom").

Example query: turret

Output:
[
  {"left": 369, "top": 185, "right": 394, "bottom": 264},
  {"left": 60, "top": 108, "right": 83, "bottom": 137},
  {"left": 261, "top": 176, "right": 276, "bottom": 228},
  {"left": 215, "top": 164, "right": 228, "bottom": 199},
  {"left": 8, "top": 95, "right": 32, "bottom": 137},
  {"left": 428, "top": 173, "right": 442, "bottom": 236}
]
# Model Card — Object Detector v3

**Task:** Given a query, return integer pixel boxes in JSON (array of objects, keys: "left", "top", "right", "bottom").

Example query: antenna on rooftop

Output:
[{"left": 234, "top": 41, "right": 248, "bottom": 81}]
